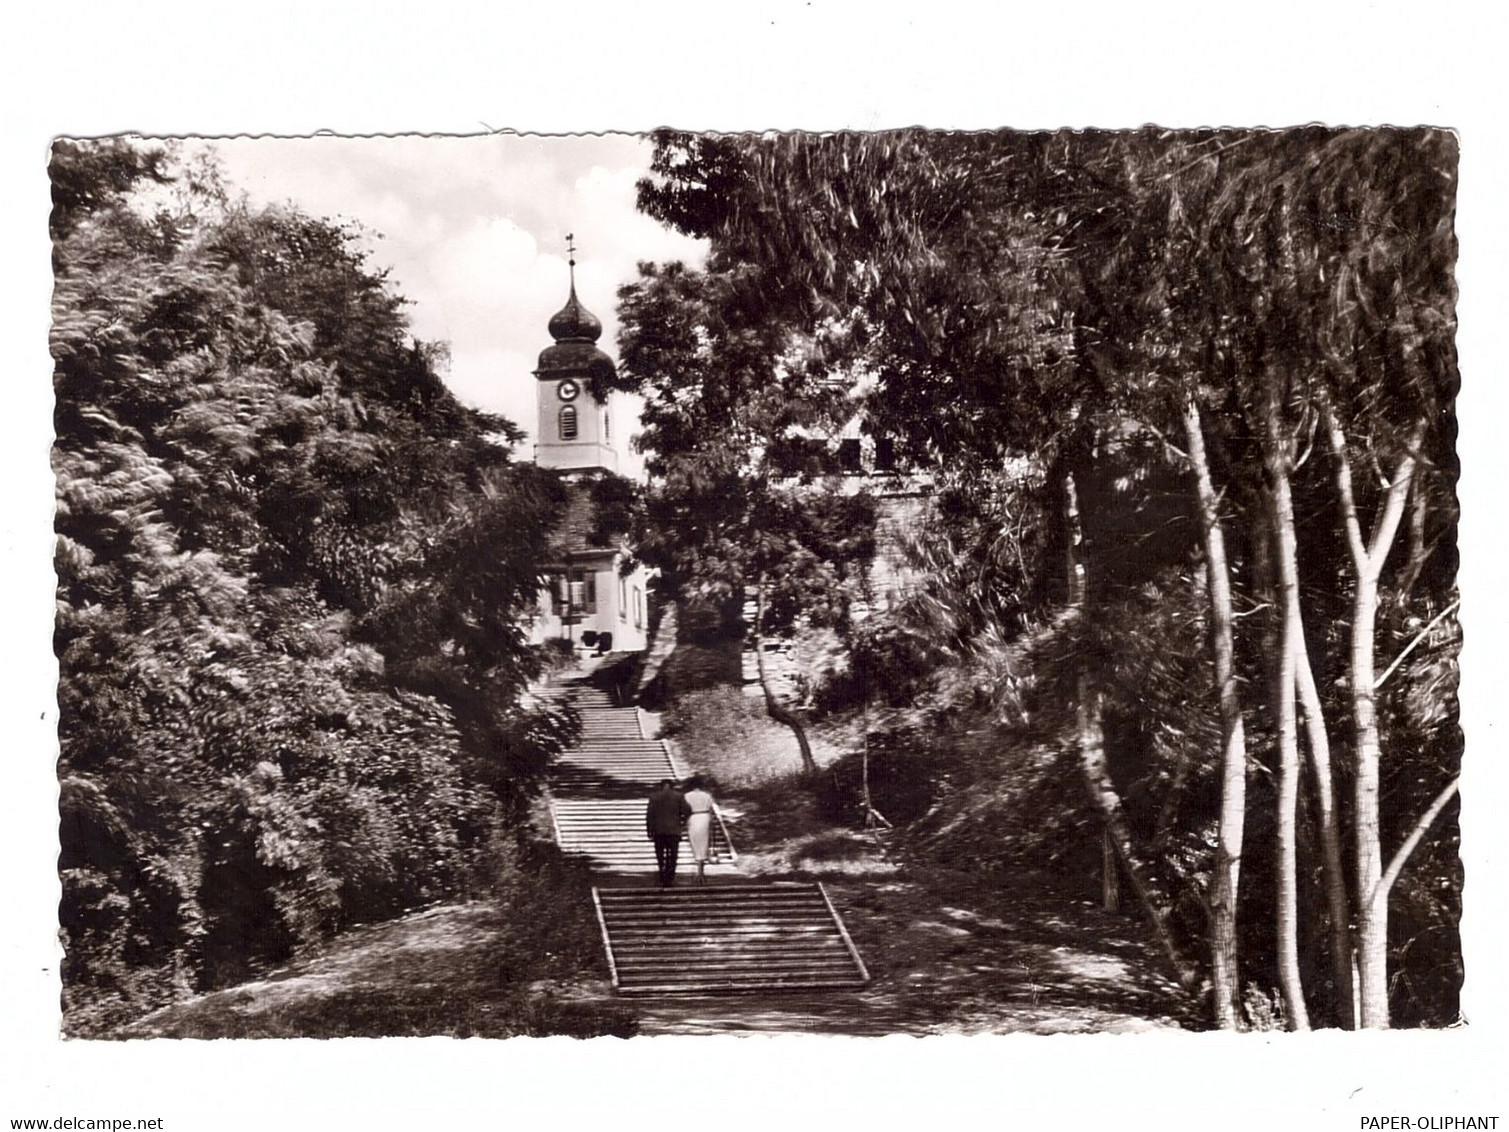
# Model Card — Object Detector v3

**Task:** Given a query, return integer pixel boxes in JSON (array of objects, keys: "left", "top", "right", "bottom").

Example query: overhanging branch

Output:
[
  {"left": 1372, "top": 776, "right": 1461, "bottom": 907},
  {"left": 1375, "top": 598, "right": 1460, "bottom": 691}
]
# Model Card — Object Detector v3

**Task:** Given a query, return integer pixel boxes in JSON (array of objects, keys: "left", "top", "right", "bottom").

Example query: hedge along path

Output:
[{"left": 545, "top": 677, "right": 869, "bottom": 995}]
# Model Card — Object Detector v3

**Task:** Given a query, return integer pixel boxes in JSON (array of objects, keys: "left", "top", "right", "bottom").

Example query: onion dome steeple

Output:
[
  {"left": 535, "top": 235, "right": 615, "bottom": 383},
  {"left": 547, "top": 280, "right": 603, "bottom": 343}
]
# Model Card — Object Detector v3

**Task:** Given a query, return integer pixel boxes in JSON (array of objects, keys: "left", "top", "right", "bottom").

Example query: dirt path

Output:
[
  {"left": 624, "top": 694, "right": 1199, "bottom": 1034},
  {"left": 620, "top": 866, "right": 1194, "bottom": 1035}
]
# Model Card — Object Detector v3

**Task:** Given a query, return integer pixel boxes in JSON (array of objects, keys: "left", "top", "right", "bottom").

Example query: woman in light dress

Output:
[{"left": 682, "top": 775, "right": 716, "bottom": 885}]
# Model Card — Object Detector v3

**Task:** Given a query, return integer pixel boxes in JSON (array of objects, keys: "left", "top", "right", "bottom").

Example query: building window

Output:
[
  {"left": 619, "top": 576, "right": 627, "bottom": 620},
  {"left": 551, "top": 569, "right": 596, "bottom": 614},
  {"left": 559, "top": 405, "right": 578, "bottom": 440},
  {"left": 838, "top": 437, "right": 862, "bottom": 472},
  {"left": 632, "top": 587, "right": 643, "bottom": 630},
  {"left": 603, "top": 410, "right": 611, "bottom": 441}
]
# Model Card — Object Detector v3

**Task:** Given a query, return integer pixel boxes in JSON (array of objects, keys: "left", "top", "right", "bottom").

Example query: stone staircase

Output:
[
  {"left": 553, "top": 799, "right": 739, "bottom": 877},
  {"left": 593, "top": 884, "right": 870, "bottom": 995},
  {"left": 548, "top": 683, "right": 740, "bottom": 878},
  {"left": 546, "top": 675, "right": 868, "bottom": 995}
]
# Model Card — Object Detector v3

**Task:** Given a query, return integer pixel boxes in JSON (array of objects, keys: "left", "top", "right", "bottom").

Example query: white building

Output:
[{"left": 526, "top": 260, "right": 652, "bottom": 654}]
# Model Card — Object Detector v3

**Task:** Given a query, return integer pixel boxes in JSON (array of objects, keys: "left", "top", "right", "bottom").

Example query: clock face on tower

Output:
[{"left": 557, "top": 379, "right": 580, "bottom": 402}]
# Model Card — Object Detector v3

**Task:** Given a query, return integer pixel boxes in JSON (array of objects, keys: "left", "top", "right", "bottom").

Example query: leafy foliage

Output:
[
  {"left": 613, "top": 258, "right": 877, "bottom": 642},
  {"left": 51, "top": 141, "right": 567, "bottom": 1033},
  {"left": 634, "top": 127, "right": 1460, "bottom": 1026}
]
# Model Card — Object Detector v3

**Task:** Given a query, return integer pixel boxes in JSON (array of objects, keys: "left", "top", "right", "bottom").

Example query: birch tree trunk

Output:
[
  {"left": 1181, "top": 400, "right": 1248, "bottom": 1030},
  {"left": 1263, "top": 418, "right": 1312, "bottom": 1031},
  {"left": 1292, "top": 637, "right": 1357, "bottom": 1028},
  {"left": 753, "top": 574, "right": 818, "bottom": 774},
  {"left": 1322, "top": 404, "right": 1425, "bottom": 1028}
]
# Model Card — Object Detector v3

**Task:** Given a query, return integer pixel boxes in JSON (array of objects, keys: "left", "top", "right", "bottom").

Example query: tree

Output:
[
  {"left": 639, "top": 131, "right": 1219, "bottom": 993},
  {"left": 1191, "top": 130, "right": 1459, "bottom": 1027},
  {"left": 51, "top": 141, "right": 572, "bottom": 1031},
  {"left": 632, "top": 127, "right": 1461, "bottom": 1029},
  {"left": 1180, "top": 399, "right": 1252, "bottom": 1029},
  {"left": 613, "top": 260, "right": 876, "bottom": 771},
  {"left": 50, "top": 137, "right": 172, "bottom": 242}
]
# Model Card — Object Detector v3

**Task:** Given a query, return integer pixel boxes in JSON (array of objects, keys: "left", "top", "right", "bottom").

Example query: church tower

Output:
[
  {"left": 533, "top": 239, "right": 618, "bottom": 473},
  {"left": 526, "top": 239, "right": 650, "bottom": 655}
]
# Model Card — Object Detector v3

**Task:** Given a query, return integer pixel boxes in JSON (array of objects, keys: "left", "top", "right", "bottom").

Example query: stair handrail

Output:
[
  {"left": 546, "top": 794, "right": 567, "bottom": 848},
  {"left": 816, "top": 881, "right": 870, "bottom": 984},
  {"left": 590, "top": 886, "right": 621, "bottom": 989},
  {"left": 711, "top": 803, "right": 739, "bottom": 863},
  {"left": 659, "top": 736, "right": 686, "bottom": 780}
]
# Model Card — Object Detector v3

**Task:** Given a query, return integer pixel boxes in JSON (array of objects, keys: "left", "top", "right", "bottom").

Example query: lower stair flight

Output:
[{"left": 546, "top": 676, "right": 869, "bottom": 996}]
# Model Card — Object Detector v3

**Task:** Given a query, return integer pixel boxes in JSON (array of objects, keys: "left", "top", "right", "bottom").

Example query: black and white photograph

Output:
[
  {"left": 44, "top": 126, "right": 1465, "bottom": 1039},
  {"left": 6, "top": 4, "right": 1508, "bottom": 1129}
]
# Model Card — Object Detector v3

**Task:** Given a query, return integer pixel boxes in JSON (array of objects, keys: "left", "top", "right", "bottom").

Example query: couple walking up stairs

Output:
[{"left": 545, "top": 677, "right": 869, "bottom": 995}]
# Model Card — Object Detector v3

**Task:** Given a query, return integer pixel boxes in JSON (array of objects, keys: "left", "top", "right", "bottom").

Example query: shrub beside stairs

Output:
[{"left": 547, "top": 679, "right": 869, "bottom": 995}]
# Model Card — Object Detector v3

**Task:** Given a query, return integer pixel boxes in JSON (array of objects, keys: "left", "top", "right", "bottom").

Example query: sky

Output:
[{"left": 206, "top": 134, "right": 707, "bottom": 475}]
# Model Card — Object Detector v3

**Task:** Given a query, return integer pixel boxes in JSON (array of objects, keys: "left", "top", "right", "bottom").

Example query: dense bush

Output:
[
  {"left": 52, "top": 140, "right": 569, "bottom": 1034},
  {"left": 124, "top": 841, "right": 639, "bottom": 1039}
]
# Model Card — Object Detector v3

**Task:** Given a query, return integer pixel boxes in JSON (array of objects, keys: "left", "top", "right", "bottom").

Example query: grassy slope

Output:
[
  {"left": 116, "top": 848, "right": 637, "bottom": 1040},
  {"left": 118, "top": 682, "right": 1195, "bottom": 1039}
]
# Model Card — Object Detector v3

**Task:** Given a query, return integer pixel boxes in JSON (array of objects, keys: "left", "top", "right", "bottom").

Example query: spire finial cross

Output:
[{"left": 566, "top": 232, "right": 577, "bottom": 290}]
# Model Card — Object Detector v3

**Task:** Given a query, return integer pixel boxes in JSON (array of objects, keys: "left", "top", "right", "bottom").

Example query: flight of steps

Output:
[
  {"left": 546, "top": 674, "right": 869, "bottom": 995},
  {"left": 592, "top": 884, "right": 870, "bottom": 994},
  {"left": 549, "top": 681, "right": 737, "bottom": 877},
  {"left": 551, "top": 687, "right": 680, "bottom": 797},
  {"left": 553, "top": 738, "right": 679, "bottom": 797},
  {"left": 554, "top": 799, "right": 739, "bottom": 877}
]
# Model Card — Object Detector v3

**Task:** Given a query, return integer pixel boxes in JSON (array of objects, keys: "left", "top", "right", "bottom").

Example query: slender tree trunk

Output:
[
  {"left": 1352, "top": 587, "right": 1390, "bottom": 1026},
  {"left": 1395, "top": 479, "right": 1432, "bottom": 601},
  {"left": 1264, "top": 428, "right": 1312, "bottom": 1031},
  {"left": 1181, "top": 400, "right": 1248, "bottom": 1030},
  {"left": 1066, "top": 471, "right": 1198, "bottom": 991},
  {"left": 1066, "top": 470, "right": 1086, "bottom": 609},
  {"left": 1322, "top": 404, "right": 1425, "bottom": 1029},
  {"left": 861, "top": 698, "right": 874, "bottom": 828},
  {"left": 1077, "top": 674, "right": 1199, "bottom": 989},
  {"left": 1376, "top": 778, "right": 1461, "bottom": 905},
  {"left": 753, "top": 573, "right": 818, "bottom": 774},
  {"left": 1102, "top": 829, "right": 1122, "bottom": 913},
  {"left": 1292, "top": 636, "right": 1357, "bottom": 1028},
  {"left": 857, "top": 698, "right": 893, "bottom": 833},
  {"left": 1376, "top": 599, "right": 1461, "bottom": 694}
]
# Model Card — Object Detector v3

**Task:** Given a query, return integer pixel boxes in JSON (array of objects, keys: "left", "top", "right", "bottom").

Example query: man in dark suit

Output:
[{"left": 646, "top": 778, "right": 690, "bottom": 887}]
